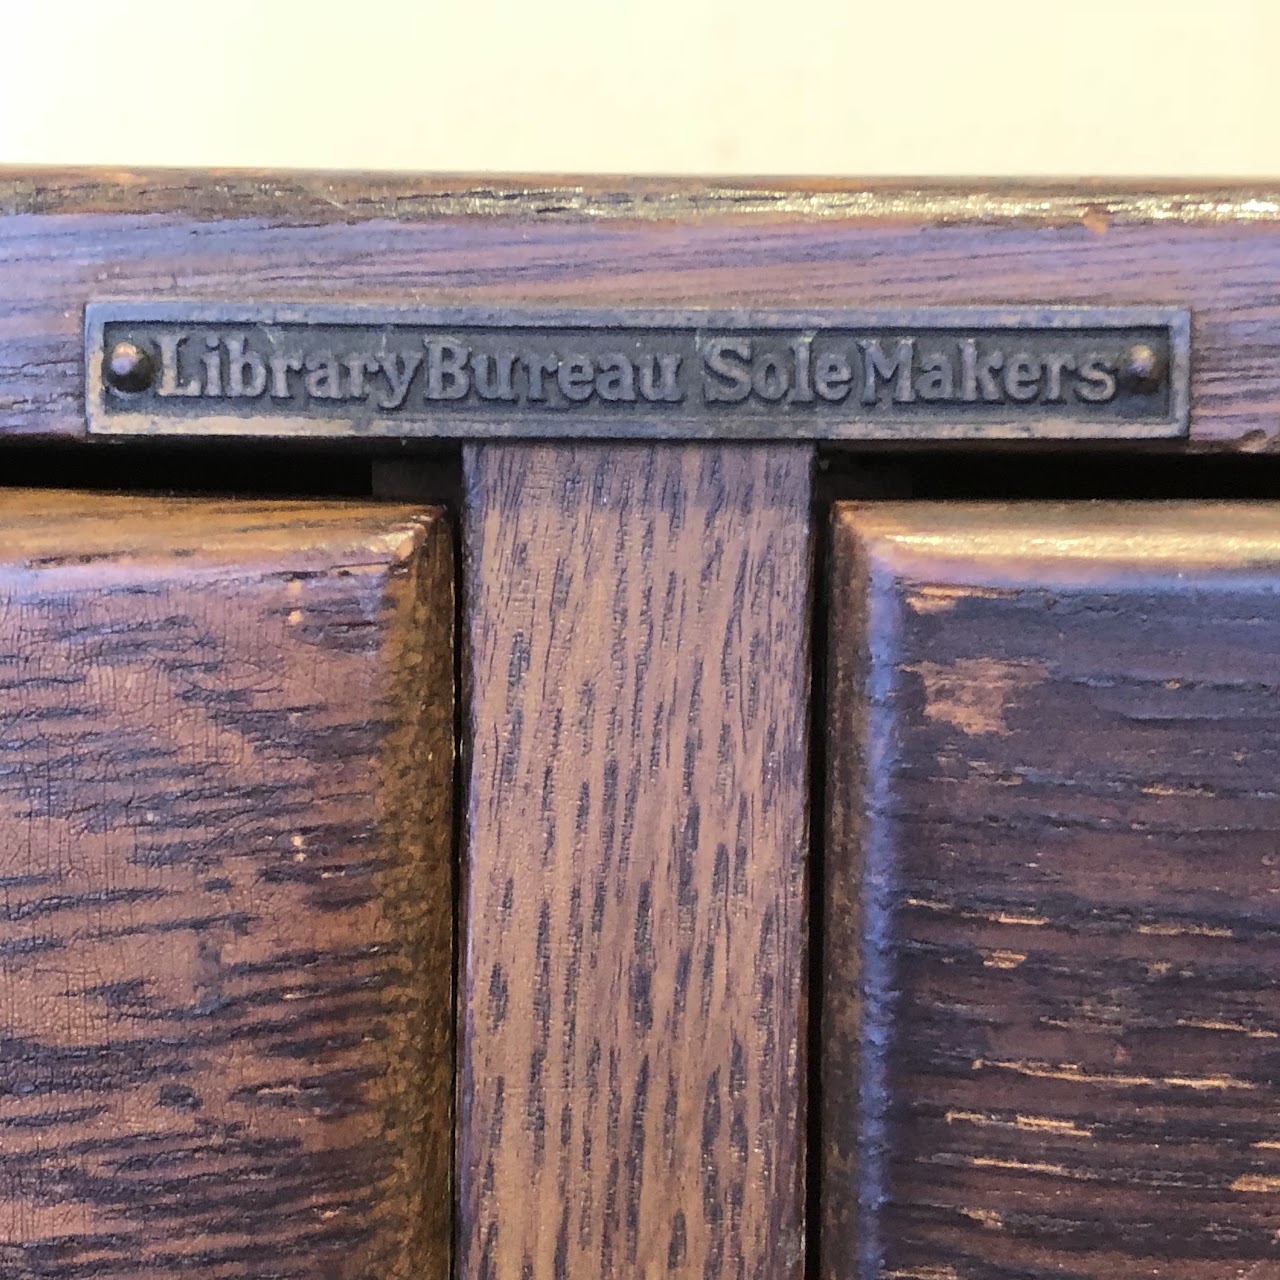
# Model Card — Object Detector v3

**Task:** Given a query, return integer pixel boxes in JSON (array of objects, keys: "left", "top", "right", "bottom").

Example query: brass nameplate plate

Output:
[{"left": 86, "top": 303, "right": 1189, "bottom": 440}]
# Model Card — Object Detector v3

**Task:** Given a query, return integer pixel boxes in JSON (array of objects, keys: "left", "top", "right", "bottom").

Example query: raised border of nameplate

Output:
[{"left": 86, "top": 302, "right": 1190, "bottom": 441}]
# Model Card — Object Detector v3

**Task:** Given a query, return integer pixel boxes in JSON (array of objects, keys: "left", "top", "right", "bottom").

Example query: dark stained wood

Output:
[
  {"left": 459, "top": 443, "right": 812, "bottom": 1279},
  {"left": 824, "top": 501, "right": 1280, "bottom": 1280},
  {"left": 0, "top": 491, "right": 454, "bottom": 1280},
  {"left": 1, "top": 170, "right": 1280, "bottom": 446}
]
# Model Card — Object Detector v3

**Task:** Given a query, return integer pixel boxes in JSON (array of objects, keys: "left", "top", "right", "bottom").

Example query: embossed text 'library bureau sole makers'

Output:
[{"left": 86, "top": 304, "right": 1190, "bottom": 440}]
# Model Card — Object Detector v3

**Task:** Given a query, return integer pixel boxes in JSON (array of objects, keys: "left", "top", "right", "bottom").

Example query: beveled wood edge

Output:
[
  {"left": 5, "top": 167, "right": 1280, "bottom": 226},
  {"left": 827, "top": 500, "right": 1280, "bottom": 597}
]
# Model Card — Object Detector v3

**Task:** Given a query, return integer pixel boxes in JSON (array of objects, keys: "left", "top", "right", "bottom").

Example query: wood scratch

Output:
[{"left": 902, "top": 657, "right": 1046, "bottom": 736}]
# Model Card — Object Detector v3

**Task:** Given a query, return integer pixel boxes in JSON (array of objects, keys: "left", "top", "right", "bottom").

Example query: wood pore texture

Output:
[
  {"left": 0, "top": 491, "right": 455, "bottom": 1280},
  {"left": 460, "top": 444, "right": 812, "bottom": 1280},
  {"left": 824, "top": 501, "right": 1280, "bottom": 1280},
  {"left": 3, "top": 171, "right": 1280, "bottom": 447}
]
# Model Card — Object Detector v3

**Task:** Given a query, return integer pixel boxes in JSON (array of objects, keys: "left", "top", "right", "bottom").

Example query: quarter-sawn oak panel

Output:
[
  {"left": 825, "top": 501, "right": 1280, "bottom": 1280},
  {"left": 461, "top": 443, "right": 811, "bottom": 1280},
  {"left": 0, "top": 492, "right": 454, "bottom": 1280}
]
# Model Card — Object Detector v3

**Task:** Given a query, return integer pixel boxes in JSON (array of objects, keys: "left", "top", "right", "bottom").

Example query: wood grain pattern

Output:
[
  {"left": 10, "top": 171, "right": 1280, "bottom": 222},
  {"left": 0, "top": 170, "right": 1279, "bottom": 446},
  {"left": 460, "top": 444, "right": 811, "bottom": 1279},
  {"left": 0, "top": 491, "right": 454, "bottom": 1279},
  {"left": 824, "top": 501, "right": 1280, "bottom": 1280}
]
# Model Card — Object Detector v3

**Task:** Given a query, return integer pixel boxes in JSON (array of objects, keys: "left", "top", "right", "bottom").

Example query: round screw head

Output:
[
  {"left": 1119, "top": 342, "right": 1165, "bottom": 394},
  {"left": 104, "top": 341, "right": 154, "bottom": 393}
]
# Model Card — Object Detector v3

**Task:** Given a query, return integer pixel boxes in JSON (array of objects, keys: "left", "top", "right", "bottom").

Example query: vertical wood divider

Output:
[{"left": 459, "top": 443, "right": 813, "bottom": 1279}]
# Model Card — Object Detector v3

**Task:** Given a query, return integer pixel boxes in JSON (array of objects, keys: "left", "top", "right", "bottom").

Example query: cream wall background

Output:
[{"left": 1, "top": 0, "right": 1277, "bottom": 175}]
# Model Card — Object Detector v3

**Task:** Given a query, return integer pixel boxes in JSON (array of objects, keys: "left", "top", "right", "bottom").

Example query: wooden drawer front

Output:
[
  {"left": 824, "top": 503, "right": 1280, "bottom": 1279},
  {"left": 0, "top": 493, "right": 454, "bottom": 1280}
]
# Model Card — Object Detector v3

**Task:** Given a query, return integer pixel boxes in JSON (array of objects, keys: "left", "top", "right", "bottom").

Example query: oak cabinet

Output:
[{"left": 0, "top": 172, "right": 1278, "bottom": 1280}]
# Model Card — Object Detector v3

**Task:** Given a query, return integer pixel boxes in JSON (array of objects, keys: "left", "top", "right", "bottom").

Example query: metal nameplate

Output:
[{"left": 86, "top": 303, "right": 1190, "bottom": 440}]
